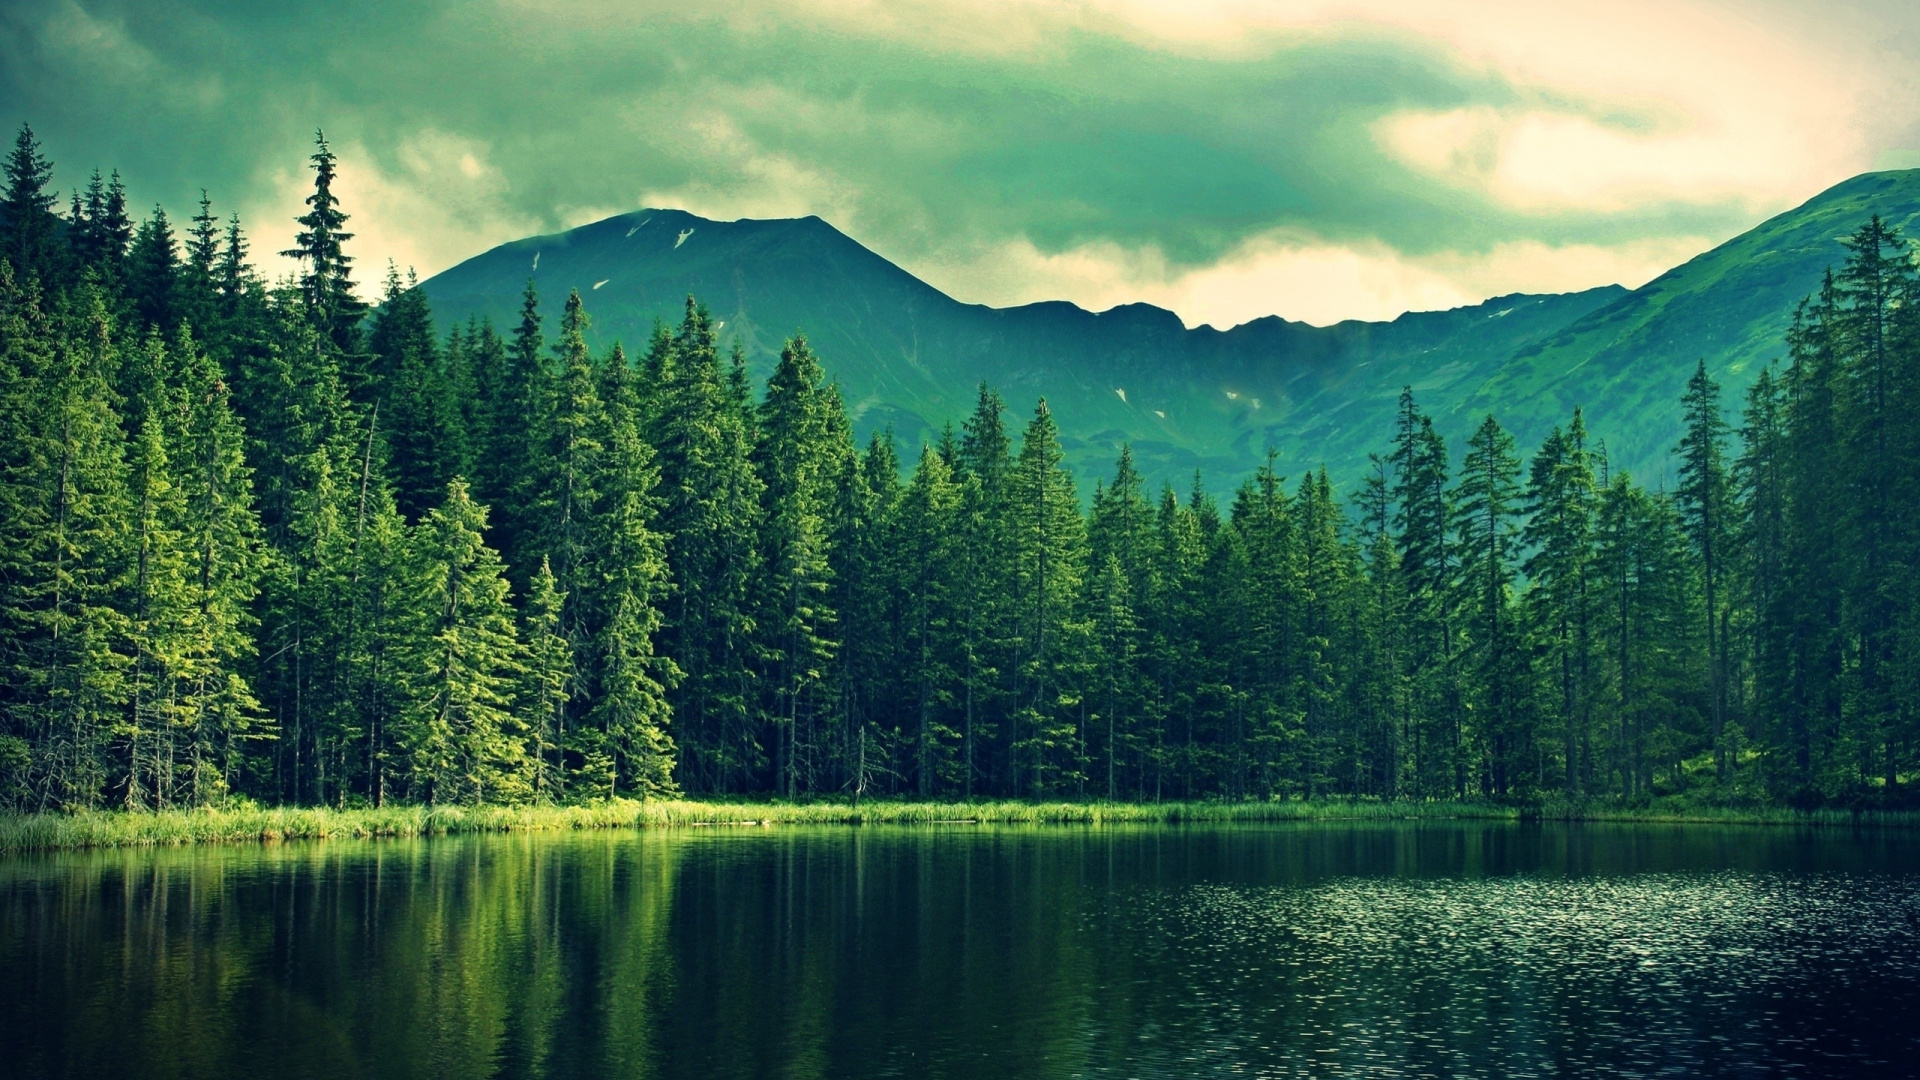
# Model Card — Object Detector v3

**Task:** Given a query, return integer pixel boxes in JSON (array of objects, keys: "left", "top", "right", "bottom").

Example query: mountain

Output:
[
  {"left": 420, "top": 170, "right": 1920, "bottom": 493},
  {"left": 1453, "top": 169, "right": 1920, "bottom": 484}
]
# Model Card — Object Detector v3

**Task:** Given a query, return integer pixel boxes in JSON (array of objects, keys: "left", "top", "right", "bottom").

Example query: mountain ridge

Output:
[{"left": 421, "top": 169, "right": 1920, "bottom": 492}]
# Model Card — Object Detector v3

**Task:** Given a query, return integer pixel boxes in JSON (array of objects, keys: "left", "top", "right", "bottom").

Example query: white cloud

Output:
[
  {"left": 634, "top": 110, "right": 861, "bottom": 226},
  {"left": 245, "top": 131, "right": 554, "bottom": 286},
  {"left": 825, "top": 0, "right": 1884, "bottom": 320},
  {"left": 734, "top": 0, "right": 1880, "bottom": 217},
  {"left": 486, "top": 0, "right": 1893, "bottom": 323},
  {"left": 1371, "top": 104, "right": 1809, "bottom": 215},
  {"left": 914, "top": 229, "right": 1709, "bottom": 328},
  {"left": 240, "top": 0, "right": 1910, "bottom": 323}
]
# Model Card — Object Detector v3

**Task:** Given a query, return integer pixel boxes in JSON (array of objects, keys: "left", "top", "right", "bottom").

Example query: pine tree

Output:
[
  {"left": 436, "top": 319, "right": 483, "bottom": 485},
  {"left": 97, "top": 173, "right": 134, "bottom": 283},
  {"left": 453, "top": 318, "right": 504, "bottom": 480},
  {"left": 895, "top": 445, "right": 963, "bottom": 794},
  {"left": 216, "top": 213, "right": 249, "bottom": 311},
  {"left": 1, "top": 124, "right": 64, "bottom": 283},
  {"left": 1523, "top": 412, "right": 1597, "bottom": 796},
  {"left": 519, "top": 558, "right": 571, "bottom": 801},
  {"left": 281, "top": 131, "right": 366, "bottom": 355},
  {"left": 179, "top": 191, "right": 223, "bottom": 339},
  {"left": 583, "top": 341, "right": 680, "bottom": 798},
  {"left": 1009, "top": 400, "right": 1089, "bottom": 794},
  {"left": 120, "top": 332, "right": 193, "bottom": 810},
  {"left": 1782, "top": 282, "right": 1847, "bottom": 793},
  {"left": 1454, "top": 415, "right": 1524, "bottom": 795},
  {"left": 1142, "top": 483, "right": 1205, "bottom": 799},
  {"left": 369, "top": 267, "right": 456, "bottom": 519},
  {"left": 0, "top": 262, "right": 47, "bottom": 806},
  {"left": 126, "top": 206, "right": 179, "bottom": 333},
  {"left": 0, "top": 287, "right": 132, "bottom": 808},
  {"left": 480, "top": 280, "right": 546, "bottom": 572},
  {"left": 247, "top": 300, "right": 405, "bottom": 805},
  {"left": 953, "top": 385, "right": 1016, "bottom": 794},
  {"left": 827, "top": 428, "right": 897, "bottom": 800},
  {"left": 1675, "top": 361, "right": 1735, "bottom": 780},
  {"left": 1088, "top": 552, "right": 1142, "bottom": 800},
  {"left": 1389, "top": 390, "right": 1458, "bottom": 796},
  {"left": 753, "top": 334, "right": 844, "bottom": 795},
  {"left": 170, "top": 332, "right": 265, "bottom": 802},
  {"left": 67, "top": 172, "right": 99, "bottom": 270},
  {"left": 1296, "top": 469, "right": 1352, "bottom": 796},
  {"left": 347, "top": 478, "right": 420, "bottom": 807},
  {"left": 1738, "top": 366, "right": 1793, "bottom": 793},
  {"left": 1089, "top": 445, "right": 1156, "bottom": 602},
  {"left": 651, "top": 299, "right": 762, "bottom": 791},
  {"left": 526, "top": 289, "right": 602, "bottom": 629},
  {"left": 1231, "top": 455, "right": 1298, "bottom": 794},
  {"left": 403, "top": 480, "right": 531, "bottom": 805},
  {"left": 1356, "top": 454, "right": 1411, "bottom": 796},
  {"left": 1088, "top": 447, "right": 1156, "bottom": 797},
  {"left": 1834, "top": 217, "right": 1916, "bottom": 791}
]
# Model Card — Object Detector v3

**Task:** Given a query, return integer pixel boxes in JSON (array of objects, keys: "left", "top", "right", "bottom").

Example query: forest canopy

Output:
[{"left": 2, "top": 125, "right": 1916, "bottom": 812}]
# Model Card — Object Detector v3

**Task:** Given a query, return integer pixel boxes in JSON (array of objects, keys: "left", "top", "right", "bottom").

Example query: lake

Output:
[{"left": 2, "top": 822, "right": 1917, "bottom": 1078}]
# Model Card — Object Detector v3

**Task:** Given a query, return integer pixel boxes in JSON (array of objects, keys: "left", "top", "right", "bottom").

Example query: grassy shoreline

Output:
[{"left": 1, "top": 797, "right": 1915, "bottom": 854}]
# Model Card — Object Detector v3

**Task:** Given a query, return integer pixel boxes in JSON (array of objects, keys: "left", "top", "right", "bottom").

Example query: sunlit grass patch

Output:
[{"left": 1, "top": 796, "right": 1912, "bottom": 853}]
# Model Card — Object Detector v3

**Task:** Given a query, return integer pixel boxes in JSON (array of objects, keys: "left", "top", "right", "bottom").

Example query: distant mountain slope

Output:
[
  {"left": 421, "top": 170, "right": 1920, "bottom": 493},
  {"left": 1458, "top": 169, "right": 1920, "bottom": 484}
]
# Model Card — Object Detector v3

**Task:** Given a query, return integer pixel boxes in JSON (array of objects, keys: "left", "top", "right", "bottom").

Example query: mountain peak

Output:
[{"left": 423, "top": 172, "right": 1920, "bottom": 490}]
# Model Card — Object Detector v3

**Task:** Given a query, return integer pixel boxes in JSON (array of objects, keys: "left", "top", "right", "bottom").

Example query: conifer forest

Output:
[{"left": 5, "top": 124, "right": 1919, "bottom": 814}]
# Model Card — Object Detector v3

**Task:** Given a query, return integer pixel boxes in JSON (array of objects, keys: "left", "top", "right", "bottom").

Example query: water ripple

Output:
[{"left": 1091, "top": 872, "right": 1920, "bottom": 1077}]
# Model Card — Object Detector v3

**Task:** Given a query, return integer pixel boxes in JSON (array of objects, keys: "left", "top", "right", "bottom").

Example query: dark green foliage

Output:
[
  {"left": 1008, "top": 400, "right": 1089, "bottom": 795},
  {"left": 580, "top": 341, "right": 679, "bottom": 798},
  {"left": 1522, "top": 412, "right": 1597, "bottom": 796},
  {"left": 1, "top": 125, "right": 63, "bottom": 283},
  {"left": 1675, "top": 362, "right": 1735, "bottom": 777},
  {"left": 126, "top": 206, "right": 179, "bottom": 333},
  {"left": 0, "top": 284, "right": 131, "bottom": 809},
  {"left": 752, "top": 334, "right": 843, "bottom": 795},
  {"left": 519, "top": 558, "right": 571, "bottom": 800},
  {"left": 478, "top": 280, "right": 545, "bottom": 574},
  {"left": 895, "top": 445, "right": 964, "bottom": 794},
  {"left": 403, "top": 480, "right": 531, "bottom": 804},
  {"left": 1455, "top": 415, "right": 1525, "bottom": 795},
  {"left": 650, "top": 300, "right": 763, "bottom": 792},
  {"left": 70, "top": 170, "right": 131, "bottom": 284},
  {"left": 5, "top": 123, "right": 1919, "bottom": 811},
  {"left": 172, "top": 191, "right": 226, "bottom": 342},
  {"left": 368, "top": 268, "right": 458, "bottom": 520}
]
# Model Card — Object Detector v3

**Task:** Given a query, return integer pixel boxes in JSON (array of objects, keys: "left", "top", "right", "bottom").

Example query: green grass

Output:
[{"left": 0, "top": 797, "right": 1912, "bottom": 854}]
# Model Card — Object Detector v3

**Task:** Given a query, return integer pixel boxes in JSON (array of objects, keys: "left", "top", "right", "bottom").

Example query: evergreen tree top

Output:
[
  {"left": 187, "top": 191, "right": 220, "bottom": 277},
  {"left": 280, "top": 130, "right": 365, "bottom": 345},
  {"left": 281, "top": 131, "right": 354, "bottom": 263},
  {"left": 2, "top": 123, "right": 57, "bottom": 219},
  {"left": 2, "top": 123, "right": 62, "bottom": 275}
]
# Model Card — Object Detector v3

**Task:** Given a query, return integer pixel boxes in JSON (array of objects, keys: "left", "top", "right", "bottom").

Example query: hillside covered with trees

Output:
[{"left": 2, "top": 126, "right": 1916, "bottom": 813}]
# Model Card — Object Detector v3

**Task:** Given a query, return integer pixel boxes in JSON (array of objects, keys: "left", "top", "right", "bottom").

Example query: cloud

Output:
[
  {"left": 1373, "top": 106, "right": 1791, "bottom": 215},
  {"left": 916, "top": 229, "right": 1710, "bottom": 328},
  {"left": 5, "top": 0, "right": 1916, "bottom": 327},
  {"left": 632, "top": 105, "right": 862, "bottom": 226},
  {"left": 247, "top": 131, "right": 548, "bottom": 286}
]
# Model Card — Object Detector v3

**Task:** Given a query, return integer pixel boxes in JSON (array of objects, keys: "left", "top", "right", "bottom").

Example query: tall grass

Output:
[{"left": 0, "top": 797, "right": 1910, "bottom": 854}]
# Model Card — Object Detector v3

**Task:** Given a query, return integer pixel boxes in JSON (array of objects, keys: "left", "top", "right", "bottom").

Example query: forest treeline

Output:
[{"left": 2, "top": 126, "right": 1916, "bottom": 811}]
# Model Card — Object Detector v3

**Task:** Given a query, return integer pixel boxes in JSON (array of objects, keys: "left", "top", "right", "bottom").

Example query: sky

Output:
[{"left": 7, "top": 0, "right": 1920, "bottom": 328}]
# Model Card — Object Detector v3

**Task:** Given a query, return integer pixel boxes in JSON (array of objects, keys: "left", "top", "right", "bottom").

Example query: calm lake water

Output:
[{"left": 3, "top": 822, "right": 1918, "bottom": 1079}]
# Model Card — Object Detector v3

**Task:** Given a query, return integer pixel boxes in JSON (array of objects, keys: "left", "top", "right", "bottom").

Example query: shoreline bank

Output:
[{"left": 2, "top": 798, "right": 1914, "bottom": 854}]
